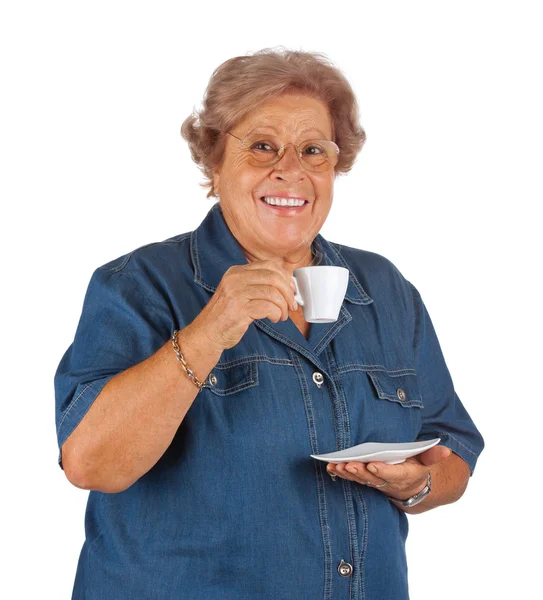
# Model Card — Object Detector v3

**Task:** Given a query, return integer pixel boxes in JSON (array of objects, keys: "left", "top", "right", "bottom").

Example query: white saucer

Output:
[{"left": 310, "top": 438, "right": 441, "bottom": 465}]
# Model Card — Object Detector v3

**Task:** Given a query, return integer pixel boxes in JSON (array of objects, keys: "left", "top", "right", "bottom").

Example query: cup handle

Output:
[{"left": 292, "top": 276, "right": 304, "bottom": 306}]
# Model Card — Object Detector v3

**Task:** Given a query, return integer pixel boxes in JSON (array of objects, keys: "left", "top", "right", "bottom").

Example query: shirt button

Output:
[
  {"left": 208, "top": 373, "right": 218, "bottom": 386},
  {"left": 397, "top": 388, "right": 406, "bottom": 401},
  {"left": 338, "top": 559, "right": 353, "bottom": 577},
  {"left": 312, "top": 372, "right": 324, "bottom": 388}
]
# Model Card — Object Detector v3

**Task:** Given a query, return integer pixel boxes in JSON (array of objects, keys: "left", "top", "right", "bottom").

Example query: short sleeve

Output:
[
  {"left": 54, "top": 268, "right": 171, "bottom": 470},
  {"left": 410, "top": 283, "right": 484, "bottom": 474}
]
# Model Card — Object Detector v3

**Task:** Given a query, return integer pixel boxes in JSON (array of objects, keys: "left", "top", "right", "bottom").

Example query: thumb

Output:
[{"left": 417, "top": 446, "right": 451, "bottom": 466}]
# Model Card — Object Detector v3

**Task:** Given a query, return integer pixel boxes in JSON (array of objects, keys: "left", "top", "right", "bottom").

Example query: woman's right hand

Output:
[{"left": 193, "top": 259, "right": 299, "bottom": 351}]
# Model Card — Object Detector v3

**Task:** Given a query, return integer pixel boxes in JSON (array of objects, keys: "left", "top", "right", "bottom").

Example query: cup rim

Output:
[{"left": 293, "top": 265, "right": 349, "bottom": 275}]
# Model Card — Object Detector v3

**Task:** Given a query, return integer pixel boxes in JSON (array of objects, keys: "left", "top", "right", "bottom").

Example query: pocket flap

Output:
[
  {"left": 367, "top": 370, "right": 423, "bottom": 408},
  {"left": 205, "top": 360, "right": 259, "bottom": 396}
]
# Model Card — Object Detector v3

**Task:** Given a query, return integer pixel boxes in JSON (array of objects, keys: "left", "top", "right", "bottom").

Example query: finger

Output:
[
  {"left": 242, "top": 267, "right": 298, "bottom": 312},
  {"left": 246, "top": 285, "right": 291, "bottom": 321},
  {"left": 241, "top": 259, "right": 296, "bottom": 292},
  {"left": 328, "top": 462, "right": 362, "bottom": 482},
  {"left": 242, "top": 299, "right": 281, "bottom": 324},
  {"left": 329, "top": 462, "right": 388, "bottom": 486},
  {"left": 366, "top": 459, "right": 434, "bottom": 496},
  {"left": 345, "top": 462, "right": 388, "bottom": 484},
  {"left": 365, "top": 460, "right": 414, "bottom": 484},
  {"left": 417, "top": 445, "right": 451, "bottom": 466},
  {"left": 345, "top": 462, "right": 389, "bottom": 488}
]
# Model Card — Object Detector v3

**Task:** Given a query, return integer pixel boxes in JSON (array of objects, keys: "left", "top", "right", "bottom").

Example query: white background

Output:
[{"left": 1, "top": 1, "right": 541, "bottom": 598}]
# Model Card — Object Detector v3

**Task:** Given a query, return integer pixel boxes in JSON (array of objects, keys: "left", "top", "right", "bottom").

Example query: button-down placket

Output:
[
  {"left": 191, "top": 202, "right": 375, "bottom": 600},
  {"left": 287, "top": 346, "right": 364, "bottom": 598}
]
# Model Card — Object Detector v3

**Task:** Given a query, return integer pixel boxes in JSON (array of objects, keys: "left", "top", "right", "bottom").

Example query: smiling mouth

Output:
[{"left": 259, "top": 196, "right": 309, "bottom": 208}]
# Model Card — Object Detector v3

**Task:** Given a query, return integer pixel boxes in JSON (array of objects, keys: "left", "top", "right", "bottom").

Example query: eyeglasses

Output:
[{"left": 226, "top": 130, "right": 340, "bottom": 172}]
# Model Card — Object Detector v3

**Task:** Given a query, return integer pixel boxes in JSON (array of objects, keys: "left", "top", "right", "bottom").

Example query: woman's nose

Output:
[{"left": 271, "top": 144, "right": 306, "bottom": 180}]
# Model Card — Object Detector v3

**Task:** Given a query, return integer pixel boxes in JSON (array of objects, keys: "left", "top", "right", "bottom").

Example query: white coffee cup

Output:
[{"left": 292, "top": 266, "right": 350, "bottom": 323}]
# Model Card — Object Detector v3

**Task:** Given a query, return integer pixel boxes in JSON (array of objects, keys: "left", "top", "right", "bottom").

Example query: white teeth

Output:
[{"left": 262, "top": 196, "right": 306, "bottom": 207}]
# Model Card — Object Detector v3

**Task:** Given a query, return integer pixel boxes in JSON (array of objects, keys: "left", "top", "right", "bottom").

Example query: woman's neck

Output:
[{"left": 242, "top": 247, "right": 314, "bottom": 274}]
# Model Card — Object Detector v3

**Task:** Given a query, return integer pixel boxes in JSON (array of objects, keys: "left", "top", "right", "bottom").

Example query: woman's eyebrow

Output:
[
  {"left": 249, "top": 126, "right": 328, "bottom": 138},
  {"left": 300, "top": 127, "right": 328, "bottom": 137}
]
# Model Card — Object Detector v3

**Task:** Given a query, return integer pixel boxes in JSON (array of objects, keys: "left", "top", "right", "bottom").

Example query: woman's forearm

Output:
[
  {"left": 400, "top": 452, "right": 471, "bottom": 515},
  {"left": 61, "top": 323, "right": 224, "bottom": 493}
]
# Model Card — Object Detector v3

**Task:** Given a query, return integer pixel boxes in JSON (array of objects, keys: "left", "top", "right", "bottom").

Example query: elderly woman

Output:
[{"left": 55, "top": 48, "right": 484, "bottom": 599}]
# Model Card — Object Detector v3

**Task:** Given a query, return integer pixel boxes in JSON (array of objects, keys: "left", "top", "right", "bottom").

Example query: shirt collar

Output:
[{"left": 191, "top": 202, "right": 372, "bottom": 305}]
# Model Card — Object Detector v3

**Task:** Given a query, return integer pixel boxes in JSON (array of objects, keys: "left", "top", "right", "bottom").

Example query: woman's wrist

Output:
[
  {"left": 173, "top": 322, "right": 224, "bottom": 382},
  {"left": 389, "top": 473, "right": 432, "bottom": 508}
]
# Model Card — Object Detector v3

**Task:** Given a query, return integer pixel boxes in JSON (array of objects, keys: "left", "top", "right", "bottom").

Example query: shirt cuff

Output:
[
  {"left": 417, "top": 432, "right": 481, "bottom": 475},
  {"left": 56, "top": 375, "right": 116, "bottom": 470}
]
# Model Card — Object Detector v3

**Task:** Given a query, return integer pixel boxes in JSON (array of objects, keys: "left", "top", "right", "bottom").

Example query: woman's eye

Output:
[
  {"left": 251, "top": 142, "right": 276, "bottom": 152},
  {"left": 304, "top": 145, "right": 324, "bottom": 155}
]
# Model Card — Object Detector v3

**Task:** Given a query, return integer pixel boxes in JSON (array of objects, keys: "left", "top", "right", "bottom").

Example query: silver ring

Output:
[{"left": 373, "top": 481, "right": 389, "bottom": 488}]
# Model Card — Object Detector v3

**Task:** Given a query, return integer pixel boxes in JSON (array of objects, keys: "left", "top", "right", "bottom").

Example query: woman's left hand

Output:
[{"left": 326, "top": 445, "right": 452, "bottom": 501}]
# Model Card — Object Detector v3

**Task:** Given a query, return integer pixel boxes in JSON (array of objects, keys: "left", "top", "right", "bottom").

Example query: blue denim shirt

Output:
[{"left": 55, "top": 201, "right": 484, "bottom": 600}]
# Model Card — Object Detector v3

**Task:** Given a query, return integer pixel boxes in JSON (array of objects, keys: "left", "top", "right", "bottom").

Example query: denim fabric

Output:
[{"left": 55, "top": 201, "right": 484, "bottom": 600}]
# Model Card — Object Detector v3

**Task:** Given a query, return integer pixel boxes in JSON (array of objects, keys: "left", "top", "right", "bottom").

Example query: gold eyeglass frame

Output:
[{"left": 226, "top": 131, "right": 340, "bottom": 172}]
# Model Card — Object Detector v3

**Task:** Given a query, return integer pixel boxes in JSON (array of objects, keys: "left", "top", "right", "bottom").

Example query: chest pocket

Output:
[
  {"left": 354, "top": 369, "right": 423, "bottom": 442},
  {"left": 367, "top": 370, "right": 423, "bottom": 409},
  {"left": 205, "top": 359, "right": 259, "bottom": 396}
]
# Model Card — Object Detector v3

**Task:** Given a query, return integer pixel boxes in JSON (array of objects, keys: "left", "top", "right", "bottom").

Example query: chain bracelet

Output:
[{"left": 171, "top": 329, "right": 208, "bottom": 392}]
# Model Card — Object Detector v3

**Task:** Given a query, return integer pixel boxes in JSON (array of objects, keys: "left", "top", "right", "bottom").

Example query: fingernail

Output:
[
  {"left": 367, "top": 465, "right": 378, "bottom": 474},
  {"left": 293, "top": 300, "right": 298, "bottom": 310},
  {"left": 346, "top": 467, "right": 358, "bottom": 474},
  {"left": 290, "top": 280, "right": 296, "bottom": 291}
]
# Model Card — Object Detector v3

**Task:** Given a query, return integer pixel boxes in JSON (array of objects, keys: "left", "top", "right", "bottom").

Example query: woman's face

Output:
[{"left": 213, "top": 92, "right": 336, "bottom": 266}]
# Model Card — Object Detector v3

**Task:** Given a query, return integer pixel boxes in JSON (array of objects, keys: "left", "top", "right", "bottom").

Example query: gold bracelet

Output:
[{"left": 171, "top": 329, "right": 208, "bottom": 392}]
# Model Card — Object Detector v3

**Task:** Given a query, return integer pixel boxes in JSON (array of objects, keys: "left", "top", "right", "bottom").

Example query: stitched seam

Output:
[
  {"left": 328, "top": 242, "right": 372, "bottom": 303},
  {"left": 328, "top": 341, "right": 360, "bottom": 600},
  {"left": 290, "top": 352, "right": 333, "bottom": 600},
  {"left": 209, "top": 379, "right": 258, "bottom": 395},
  {"left": 337, "top": 365, "right": 417, "bottom": 376},
  {"left": 367, "top": 372, "right": 423, "bottom": 408},
  {"left": 326, "top": 347, "right": 350, "bottom": 457},
  {"left": 191, "top": 228, "right": 204, "bottom": 285},
  {"left": 206, "top": 356, "right": 293, "bottom": 394},
  {"left": 254, "top": 320, "right": 327, "bottom": 371},
  {"left": 435, "top": 431, "right": 478, "bottom": 458},
  {"left": 342, "top": 481, "right": 357, "bottom": 600},
  {"left": 313, "top": 308, "right": 352, "bottom": 356},
  {"left": 382, "top": 399, "right": 423, "bottom": 408},
  {"left": 381, "top": 398, "right": 423, "bottom": 408},
  {"left": 57, "top": 382, "right": 94, "bottom": 434},
  {"left": 214, "top": 355, "right": 294, "bottom": 368},
  {"left": 163, "top": 231, "right": 191, "bottom": 243},
  {"left": 354, "top": 486, "right": 368, "bottom": 600},
  {"left": 109, "top": 234, "right": 192, "bottom": 274},
  {"left": 370, "top": 372, "right": 384, "bottom": 396},
  {"left": 207, "top": 361, "right": 263, "bottom": 395},
  {"left": 326, "top": 369, "right": 342, "bottom": 460},
  {"left": 251, "top": 361, "right": 259, "bottom": 390},
  {"left": 290, "top": 353, "right": 320, "bottom": 454}
]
